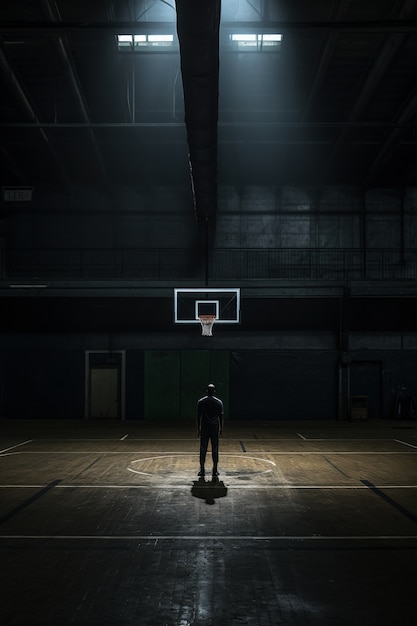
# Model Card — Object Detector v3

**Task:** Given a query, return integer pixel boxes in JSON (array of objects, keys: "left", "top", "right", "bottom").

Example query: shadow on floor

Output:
[{"left": 191, "top": 478, "right": 228, "bottom": 504}]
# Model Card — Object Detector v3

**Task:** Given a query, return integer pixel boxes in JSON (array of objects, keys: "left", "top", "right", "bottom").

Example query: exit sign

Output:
[{"left": 2, "top": 187, "right": 33, "bottom": 202}]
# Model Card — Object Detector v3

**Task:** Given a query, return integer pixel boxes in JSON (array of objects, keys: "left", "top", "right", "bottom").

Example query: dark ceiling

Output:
[{"left": 0, "top": 0, "right": 416, "bottom": 199}]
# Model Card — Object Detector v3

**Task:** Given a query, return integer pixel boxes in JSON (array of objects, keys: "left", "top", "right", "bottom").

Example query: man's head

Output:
[{"left": 207, "top": 383, "right": 216, "bottom": 396}]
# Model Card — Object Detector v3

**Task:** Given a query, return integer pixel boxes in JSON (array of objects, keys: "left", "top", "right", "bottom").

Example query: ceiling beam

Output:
[
  {"left": 364, "top": 85, "right": 417, "bottom": 186},
  {"left": 301, "top": 0, "right": 352, "bottom": 121},
  {"left": 0, "top": 121, "right": 414, "bottom": 129},
  {"left": 176, "top": 0, "right": 220, "bottom": 231},
  {"left": 320, "top": 0, "right": 416, "bottom": 184},
  {"left": 0, "top": 20, "right": 416, "bottom": 34},
  {"left": 0, "top": 40, "right": 71, "bottom": 187},
  {"left": 41, "top": 0, "right": 108, "bottom": 184}
]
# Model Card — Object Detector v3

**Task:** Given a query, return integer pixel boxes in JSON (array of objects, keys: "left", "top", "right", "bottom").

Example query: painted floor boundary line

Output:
[
  {"left": 15, "top": 437, "right": 417, "bottom": 441},
  {"left": 395, "top": 439, "right": 417, "bottom": 449},
  {"left": 0, "top": 534, "right": 415, "bottom": 542},
  {"left": 0, "top": 440, "right": 33, "bottom": 454},
  {"left": 16, "top": 438, "right": 238, "bottom": 442},
  {"left": 294, "top": 437, "right": 412, "bottom": 442},
  {"left": 0, "top": 484, "right": 416, "bottom": 490},
  {"left": 2, "top": 450, "right": 416, "bottom": 456},
  {"left": 7, "top": 437, "right": 415, "bottom": 443}
]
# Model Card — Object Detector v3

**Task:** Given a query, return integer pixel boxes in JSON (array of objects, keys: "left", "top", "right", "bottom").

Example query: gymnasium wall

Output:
[
  {"left": 1, "top": 185, "right": 416, "bottom": 281},
  {"left": 1, "top": 332, "right": 416, "bottom": 421},
  {"left": 0, "top": 184, "right": 416, "bottom": 421}
]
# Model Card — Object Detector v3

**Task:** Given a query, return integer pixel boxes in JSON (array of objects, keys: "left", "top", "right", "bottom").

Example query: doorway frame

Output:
[
  {"left": 85, "top": 350, "right": 126, "bottom": 420},
  {"left": 348, "top": 359, "right": 383, "bottom": 420}
]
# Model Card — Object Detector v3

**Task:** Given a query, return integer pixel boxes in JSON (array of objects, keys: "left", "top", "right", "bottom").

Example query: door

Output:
[
  {"left": 350, "top": 361, "right": 382, "bottom": 419},
  {"left": 86, "top": 351, "right": 125, "bottom": 419},
  {"left": 90, "top": 366, "right": 120, "bottom": 418}
]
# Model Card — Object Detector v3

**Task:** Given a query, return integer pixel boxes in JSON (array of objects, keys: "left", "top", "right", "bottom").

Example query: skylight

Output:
[
  {"left": 230, "top": 33, "right": 283, "bottom": 50},
  {"left": 117, "top": 34, "right": 175, "bottom": 51}
]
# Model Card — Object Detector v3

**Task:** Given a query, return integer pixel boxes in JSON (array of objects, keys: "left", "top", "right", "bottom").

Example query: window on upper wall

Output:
[
  {"left": 229, "top": 33, "right": 283, "bottom": 51},
  {"left": 116, "top": 34, "right": 176, "bottom": 52}
]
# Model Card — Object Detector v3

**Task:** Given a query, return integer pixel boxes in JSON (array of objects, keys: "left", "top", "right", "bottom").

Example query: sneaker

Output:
[
  {"left": 198, "top": 469, "right": 205, "bottom": 477},
  {"left": 212, "top": 469, "right": 219, "bottom": 477}
]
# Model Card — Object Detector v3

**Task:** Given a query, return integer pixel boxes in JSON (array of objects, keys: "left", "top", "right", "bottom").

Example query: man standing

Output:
[{"left": 197, "top": 383, "right": 224, "bottom": 478}]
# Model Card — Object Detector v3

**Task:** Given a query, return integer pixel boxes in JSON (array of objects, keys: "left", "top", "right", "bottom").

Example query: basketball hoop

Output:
[{"left": 198, "top": 314, "right": 216, "bottom": 336}]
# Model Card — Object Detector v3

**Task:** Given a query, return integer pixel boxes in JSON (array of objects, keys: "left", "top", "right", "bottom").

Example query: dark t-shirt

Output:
[{"left": 197, "top": 395, "right": 223, "bottom": 426}]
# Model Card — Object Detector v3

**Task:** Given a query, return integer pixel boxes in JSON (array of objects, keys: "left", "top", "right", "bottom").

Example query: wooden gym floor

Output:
[{"left": 0, "top": 419, "right": 416, "bottom": 626}]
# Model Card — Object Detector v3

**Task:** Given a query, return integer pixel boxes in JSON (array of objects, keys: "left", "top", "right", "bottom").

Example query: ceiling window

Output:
[
  {"left": 230, "top": 33, "right": 283, "bottom": 51},
  {"left": 117, "top": 34, "right": 175, "bottom": 51}
]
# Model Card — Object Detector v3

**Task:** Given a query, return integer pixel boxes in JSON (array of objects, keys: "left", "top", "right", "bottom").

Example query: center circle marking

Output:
[{"left": 127, "top": 454, "right": 275, "bottom": 477}]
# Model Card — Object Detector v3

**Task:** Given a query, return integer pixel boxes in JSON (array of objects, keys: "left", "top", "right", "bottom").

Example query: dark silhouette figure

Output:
[{"left": 197, "top": 383, "right": 224, "bottom": 478}]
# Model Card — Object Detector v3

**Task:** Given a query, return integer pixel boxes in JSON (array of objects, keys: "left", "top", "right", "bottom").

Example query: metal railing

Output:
[{"left": 3, "top": 247, "right": 417, "bottom": 281}]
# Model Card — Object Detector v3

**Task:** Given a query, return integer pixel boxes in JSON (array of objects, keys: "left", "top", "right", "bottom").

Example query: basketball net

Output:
[{"left": 198, "top": 314, "right": 216, "bottom": 336}]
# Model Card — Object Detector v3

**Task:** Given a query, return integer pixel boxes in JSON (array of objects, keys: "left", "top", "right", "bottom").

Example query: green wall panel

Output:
[
  {"left": 144, "top": 350, "right": 180, "bottom": 419},
  {"left": 144, "top": 350, "right": 229, "bottom": 420},
  {"left": 210, "top": 350, "right": 230, "bottom": 419},
  {"left": 181, "top": 350, "right": 211, "bottom": 420},
  {"left": 181, "top": 350, "right": 229, "bottom": 420}
]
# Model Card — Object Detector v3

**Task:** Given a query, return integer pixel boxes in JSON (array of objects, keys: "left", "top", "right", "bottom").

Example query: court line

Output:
[
  {"left": 3, "top": 450, "right": 416, "bottom": 455},
  {"left": 17, "top": 438, "right": 226, "bottom": 442},
  {"left": 129, "top": 454, "right": 276, "bottom": 466},
  {"left": 15, "top": 437, "right": 410, "bottom": 441},
  {"left": 395, "top": 439, "right": 417, "bottom": 450},
  {"left": 0, "top": 484, "right": 415, "bottom": 490},
  {"left": 0, "top": 440, "right": 33, "bottom": 454},
  {"left": 295, "top": 438, "right": 417, "bottom": 442},
  {"left": 0, "top": 534, "right": 415, "bottom": 542},
  {"left": 60, "top": 484, "right": 417, "bottom": 490}
]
